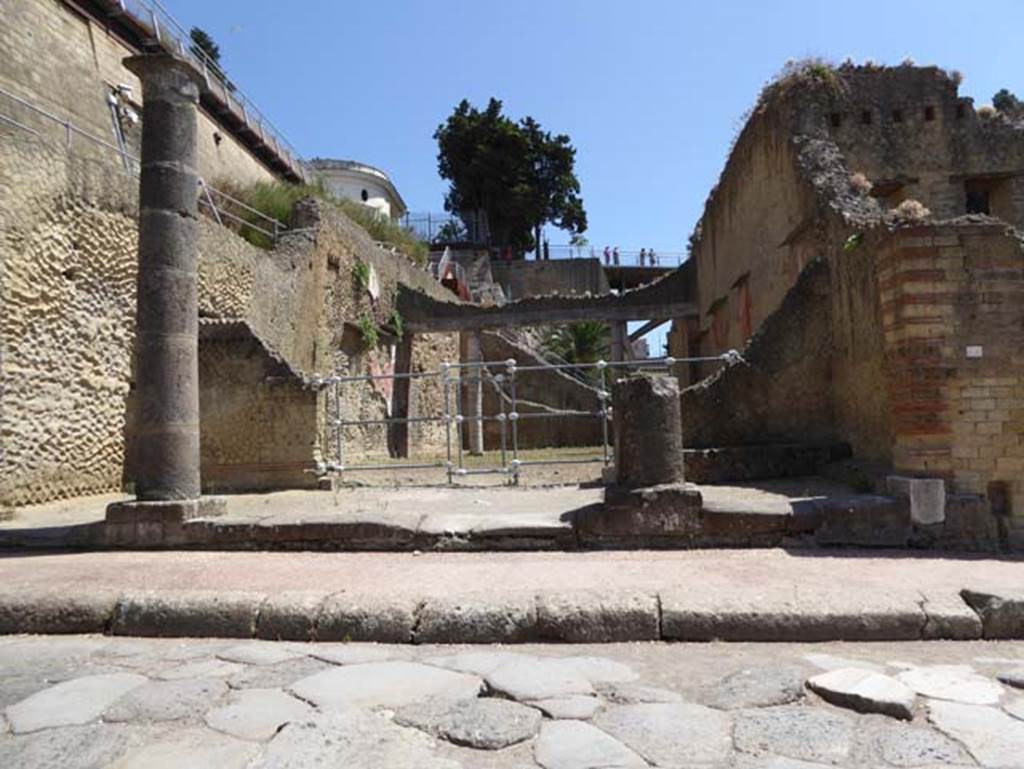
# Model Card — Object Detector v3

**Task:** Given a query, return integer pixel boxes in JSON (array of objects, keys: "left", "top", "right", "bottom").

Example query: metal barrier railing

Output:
[
  {"left": 113, "top": 0, "right": 307, "bottom": 179},
  {"left": 0, "top": 85, "right": 288, "bottom": 245},
  {"left": 312, "top": 351, "right": 741, "bottom": 485}
]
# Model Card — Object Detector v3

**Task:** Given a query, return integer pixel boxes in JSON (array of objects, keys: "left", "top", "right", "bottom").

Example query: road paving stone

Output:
[
  {"left": 806, "top": 667, "right": 917, "bottom": 720},
  {"left": 2, "top": 636, "right": 1024, "bottom": 768},
  {"left": 701, "top": 664, "right": 806, "bottom": 709},
  {"left": 534, "top": 720, "right": 646, "bottom": 769},
  {"left": 897, "top": 664, "right": 1005, "bottom": 705},
  {"left": 5, "top": 672, "right": 148, "bottom": 733},
  {"left": 858, "top": 717, "right": 973, "bottom": 766},
  {"left": 592, "top": 701, "right": 733, "bottom": 766},
  {"left": 996, "top": 666, "right": 1024, "bottom": 689},
  {"left": 103, "top": 677, "right": 229, "bottom": 722},
  {"left": 927, "top": 700, "right": 1024, "bottom": 768},
  {"left": 485, "top": 658, "right": 595, "bottom": 701},
  {"left": 215, "top": 642, "right": 306, "bottom": 666},
  {"left": 733, "top": 704, "right": 856, "bottom": 764},
  {"left": 395, "top": 696, "right": 543, "bottom": 749},
  {"left": 249, "top": 710, "right": 461, "bottom": 769},
  {"left": 290, "top": 660, "right": 483, "bottom": 709},
  {"left": 526, "top": 695, "right": 603, "bottom": 720},
  {"left": 204, "top": 687, "right": 315, "bottom": 741}
]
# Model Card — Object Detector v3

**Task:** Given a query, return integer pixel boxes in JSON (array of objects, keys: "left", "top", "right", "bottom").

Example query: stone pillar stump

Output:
[{"left": 613, "top": 373, "right": 684, "bottom": 486}]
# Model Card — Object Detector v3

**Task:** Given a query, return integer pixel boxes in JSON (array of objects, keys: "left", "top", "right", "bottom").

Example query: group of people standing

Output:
[{"left": 602, "top": 246, "right": 660, "bottom": 267}]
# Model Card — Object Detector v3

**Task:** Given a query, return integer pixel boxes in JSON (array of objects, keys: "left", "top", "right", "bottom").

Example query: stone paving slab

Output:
[
  {"left": 2, "top": 636, "right": 1023, "bottom": 768},
  {"left": 1, "top": 549, "right": 1024, "bottom": 642}
]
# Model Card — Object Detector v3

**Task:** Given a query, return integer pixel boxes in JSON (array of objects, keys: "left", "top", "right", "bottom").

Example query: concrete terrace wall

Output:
[
  {"left": 878, "top": 223, "right": 1024, "bottom": 514},
  {"left": 1, "top": 0, "right": 278, "bottom": 187}
]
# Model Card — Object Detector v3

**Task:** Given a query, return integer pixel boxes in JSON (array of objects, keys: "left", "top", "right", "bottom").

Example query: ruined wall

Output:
[
  {"left": 1, "top": 0, "right": 278, "bottom": 186},
  {"left": 680, "top": 259, "right": 836, "bottom": 448},
  {"left": 825, "top": 67, "right": 1024, "bottom": 229},
  {"left": 490, "top": 258, "right": 610, "bottom": 301},
  {"left": 690, "top": 106, "right": 823, "bottom": 363},
  {"left": 878, "top": 223, "right": 1024, "bottom": 516},
  {"left": 199, "top": 331, "right": 319, "bottom": 493}
]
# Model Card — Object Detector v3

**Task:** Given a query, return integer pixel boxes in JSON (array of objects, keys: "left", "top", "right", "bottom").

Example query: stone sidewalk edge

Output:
[{"left": 0, "top": 587, "right": 1020, "bottom": 643}]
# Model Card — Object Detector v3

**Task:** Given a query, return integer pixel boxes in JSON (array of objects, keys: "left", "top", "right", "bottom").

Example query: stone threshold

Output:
[{"left": 0, "top": 585, "right": 1020, "bottom": 643}]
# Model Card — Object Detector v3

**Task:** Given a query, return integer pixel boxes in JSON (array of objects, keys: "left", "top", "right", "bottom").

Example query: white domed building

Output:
[{"left": 308, "top": 158, "right": 408, "bottom": 222}]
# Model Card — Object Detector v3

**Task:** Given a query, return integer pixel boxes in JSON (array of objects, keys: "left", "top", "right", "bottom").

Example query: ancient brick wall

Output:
[
  {"left": 1, "top": 0, "right": 278, "bottom": 187},
  {"left": 490, "top": 258, "right": 610, "bottom": 301},
  {"left": 878, "top": 224, "right": 1024, "bottom": 515}
]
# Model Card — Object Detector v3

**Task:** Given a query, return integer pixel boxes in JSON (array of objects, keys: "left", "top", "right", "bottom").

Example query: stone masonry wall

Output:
[
  {"left": 1, "top": 128, "right": 457, "bottom": 505},
  {"left": 680, "top": 258, "right": 836, "bottom": 448},
  {"left": 878, "top": 223, "right": 1024, "bottom": 516},
  {"left": 490, "top": 259, "right": 610, "bottom": 301}
]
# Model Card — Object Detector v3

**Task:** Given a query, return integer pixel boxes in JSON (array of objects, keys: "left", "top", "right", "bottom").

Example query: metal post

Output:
[
  {"left": 443, "top": 364, "right": 453, "bottom": 484},
  {"left": 464, "top": 331, "right": 484, "bottom": 456},
  {"left": 455, "top": 365, "right": 465, "bottom": 478},
  {"left": 496, "top": 371, "right": 508, "bottom": 482},
  {"left": 600, "top": 363, "right": 611, "bottom": 466},
  {"left": 509, "top": 360, "right": 519, "bottom": 486},
  {"left": 334, "top": 378, "right": 343, "bottom": 479}
]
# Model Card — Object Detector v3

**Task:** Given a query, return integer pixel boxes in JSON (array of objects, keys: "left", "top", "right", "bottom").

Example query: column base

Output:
[{"left": 105, "top": 497, "right": 222, "bottom": 547}]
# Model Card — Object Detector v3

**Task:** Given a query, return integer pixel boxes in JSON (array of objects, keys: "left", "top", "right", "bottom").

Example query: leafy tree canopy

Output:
[
  {"left": 189, "top": 27, "right": 221, "bottom": 65},
  {"left": 434, "top": 98, "right": 587, "bottom": 252},
  {"left": 993, "top": 88, "right": 1023, "bottom": 115}
]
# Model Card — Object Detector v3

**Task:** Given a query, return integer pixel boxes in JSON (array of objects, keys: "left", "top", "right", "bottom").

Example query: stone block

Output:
[
  {"left": 415, "top": 593, "right": 536, "bottom": 643},
  {"left": 256, "top": 591, "right": 329, "bottom": 641},
  {"left": 112, "top": 589, "right": 264, "bottom": 638},
  {"left": 0, "top": 590, "right": 118, "bottom": 635},
  {"left": 961, "top": 588, "right": 1024, "bottom": 639},
  {"left": 814, "top": 495, "right": 912, "bottom": 547},
  {"left": 316, "top": 592, "right": 416, "bottom": 643},
  {"left": 104, "top": 499, "right": 201, "bottom": 547},
  {"left": 535, "top": 590, "right": 660, "bottom": 642},
  {"left": 578, "top": 483, "right": 702, "bottom": 545},
  {"left": 887, "top": 475, "right": 946, "bottom": 524},
  {"left": 612, "top": 374, "right": 684, "bottom": 486},
  {"left": 936, "top": 494, "right": 1001, "bottom": 551}
]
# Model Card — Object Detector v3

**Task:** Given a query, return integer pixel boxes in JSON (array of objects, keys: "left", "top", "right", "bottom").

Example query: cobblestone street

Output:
[{"left": 2, "top": 635, "right": 1023, "bottom": 768}]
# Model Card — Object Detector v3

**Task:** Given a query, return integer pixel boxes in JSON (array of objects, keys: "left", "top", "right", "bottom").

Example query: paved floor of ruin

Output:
[
  {"left": 2, "top": 635, "right": 1022, "bottom": 768},
  {"left": 0, "top": 476, "right": 854, "bottom": 541}
]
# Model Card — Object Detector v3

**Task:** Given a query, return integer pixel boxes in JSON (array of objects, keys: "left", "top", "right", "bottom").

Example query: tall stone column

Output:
[
  {"left": 611, "top": 321, "right": 628, "bottom": 362},
  {"left": 389, "top": 333, "right": 415, "bottom": 458},
  {"left": 107, "top": 53, "right": 204, "bottom": 544},
  {"left": 462, "top": 330, "right": 485, "bottom": 456}
]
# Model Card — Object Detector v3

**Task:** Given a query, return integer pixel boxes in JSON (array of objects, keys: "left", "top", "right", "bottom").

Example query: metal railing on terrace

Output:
[
  {"left": 0, "top": 85, "right": 288, "bottom": 245},
  {"left": 107, "top": 0, "right": 308, "bottom": 181},
  {"left": 541, "top": 245, "right": 687, "bottom": 268}
]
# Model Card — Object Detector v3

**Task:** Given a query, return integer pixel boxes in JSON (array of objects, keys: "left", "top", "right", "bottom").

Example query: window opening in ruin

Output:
[
  {"left": 924, "top": 105, "right": 936, "bottom": 121},
  {"left": 892, "top": 109, "right": 904, "bottom": 123},
  {"left": 965, "top": 179, "right": 991, "bottom": 215},
  {"left": 829, "top": 112, "right": 842, "bottom": 128},
  {"left": 361, "top": 189, "right": 369, "bottom": 202},
  {"left": 860, "top": 110, "right": 872, "bottom": 125}
]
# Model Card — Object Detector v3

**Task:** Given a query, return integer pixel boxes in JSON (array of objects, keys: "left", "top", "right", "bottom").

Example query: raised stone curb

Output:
[
  {"left": 415, "top": 594, "right": 536, "bottom": 644},
  {"left": 0, "top": 585, "right": 1019, "bottom": 643},
  {"left": 112, "top": 590, "right": 265, "bottom": 638},
  {"left": 0, "top": 590, "right": 118, "bottom": 635},
  {"left": 535, "top": 590, "right": 660, "bottom": 642}
]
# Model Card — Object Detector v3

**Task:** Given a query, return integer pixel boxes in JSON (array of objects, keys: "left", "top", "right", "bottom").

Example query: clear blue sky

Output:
[{"left": 170, "top": 0, "right": 1022, "bottom": 352}]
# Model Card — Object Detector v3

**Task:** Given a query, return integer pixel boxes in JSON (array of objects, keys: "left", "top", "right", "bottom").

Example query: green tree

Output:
[
  {"left": 189, "top": 27, "right": 221, "bottom": 65},
  {"left": 434, "top": 98, "right": 587, "bottom": 253},
  {"left": 993, "top": 88, "right": 1023, "bottom": 114},
  {"left": 543, "top": 322, "right": 610, "bottom": 367}
]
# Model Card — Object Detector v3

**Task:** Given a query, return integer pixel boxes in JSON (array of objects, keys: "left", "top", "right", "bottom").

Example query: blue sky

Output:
[{"left": 170, "top": 0, "right": 1023, "bottom": 352}]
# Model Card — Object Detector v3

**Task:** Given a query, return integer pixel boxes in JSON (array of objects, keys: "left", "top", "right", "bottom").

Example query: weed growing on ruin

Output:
[
  {"left": 888, "top": 199, "right": 931, "bottom": 225},
  {"left": 849, "top": 172, "right": 873, "bottom": 195},
  {"left": 352, "top": 259, "right": 371, "bottom": 292},
  {"left": 357, "top": 313, "right": 379, "bottom": 350},
  {"left": 757, "top": 57, "right": 845, "bottom": 109},
  {"left": 389, "top": 309, "right": 404, "bottom": 341},
  {"left": 213, "top": 179, "right": 428, "bottom": 263},
  {"left": 843, "top": 233, "right": 864, "bottom": 252}
]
